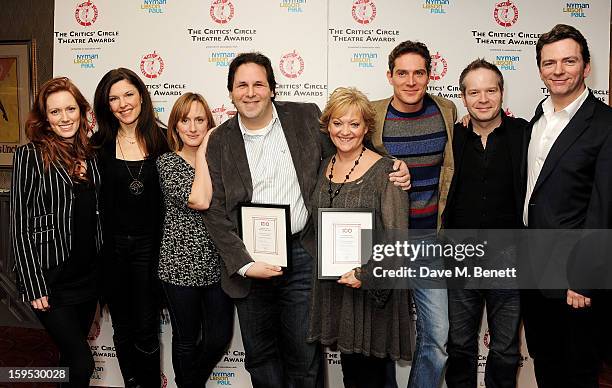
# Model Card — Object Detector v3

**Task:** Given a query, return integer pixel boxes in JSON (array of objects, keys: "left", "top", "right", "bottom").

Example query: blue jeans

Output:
[
  {"left": 234, "top": 239, "right": 323, "bottom": 388},
  {"left": 408, "top": 287, "right": 449, "bottom": 388},
  {"left": 162, "top": 282, "right": 234, "bottom": 388},
  {"left": 446, "top": 289, "right": 520, "bottom": 388}
]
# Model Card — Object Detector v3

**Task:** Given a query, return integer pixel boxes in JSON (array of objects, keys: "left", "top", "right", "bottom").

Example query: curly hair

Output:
[{"left": 25, "top": 77, "right": 92, "bottom": 180}]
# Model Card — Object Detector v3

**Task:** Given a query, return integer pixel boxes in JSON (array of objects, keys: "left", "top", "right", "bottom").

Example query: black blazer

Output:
[
  {"left": 526, "top": 92, "right": 612, "bottom": 294},
  {"left": 526, "top": 92, "right": 612, "bottom": 229},
  {"left": 203, "top": 101, "right": 335, "bottom": 298},
  {"left": 10, "top": 143, "right": 103, "bottom": 301},
  {"left": 443, "top": 112, "right": 530, "bottom": 228}
]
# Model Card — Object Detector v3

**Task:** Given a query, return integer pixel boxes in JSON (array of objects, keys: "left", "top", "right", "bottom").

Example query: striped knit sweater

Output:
[{"left": 382, "top": 96, "right": 447, "bottom": 230}]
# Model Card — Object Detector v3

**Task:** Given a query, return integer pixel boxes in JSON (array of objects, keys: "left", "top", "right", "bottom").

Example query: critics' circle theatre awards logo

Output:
[
  {"left": 429, "top": 52, "right": 447, "bottom": 81},
  {"left": 86, "top": 109, "right": 97, "bottom": 132},
  {"left": 483, "top": 329, "right": 490, "bottom": 349},
  {"left": 279, "top": 50, "right": 304, "bottom": 79},
  {"left": 75, "top": 1, "right": 98, "bottom": 26},
  {"left": 494, "top": 1, "right": 518, "bottom": 27},
  {"left": 210, "top": 0, "right": 235, "bottom": 24},
  {"left": 212, "top": 104, "right": 237, "bottom": 125},
  {"left": 352, "top": 0, "right": 376, "bottom": 25},
  {"left": 87, "top": 319, "right": 101, "bottom": 341},
  {"left": 140, "top": 51, "right": 165, "bottom": 79}
]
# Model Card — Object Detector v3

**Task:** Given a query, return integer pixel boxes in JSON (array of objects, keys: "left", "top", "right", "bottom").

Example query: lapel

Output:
[
  {"left": 447, "top": 124, "right": 472, "bottom": 203},
  {"left": 276, "top": 102, "right": 308, "bottom": 197},
  {"left": 226, "top": 115, "right": 253, "bottom": 198},
  {"left": 53, "top": 161, "right": 73, "bottom": 187},
  {"left": 531, "top": 93, "right": 596, "bottom": 196}
]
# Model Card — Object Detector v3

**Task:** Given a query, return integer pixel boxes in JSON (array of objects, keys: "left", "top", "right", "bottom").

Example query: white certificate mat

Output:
[
  {"left": 239, "top": 203, "right": 290, "bottom": 268},
  {"left": 318, "top": 208, "right": 374, "bottom": 279}
]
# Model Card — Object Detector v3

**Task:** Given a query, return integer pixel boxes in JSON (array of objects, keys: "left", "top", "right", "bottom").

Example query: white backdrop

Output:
[{"left": 54, "top": 1, "right": 611, "bottom": 387}]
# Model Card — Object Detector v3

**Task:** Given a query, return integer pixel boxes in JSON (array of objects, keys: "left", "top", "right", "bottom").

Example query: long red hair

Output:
[{"left": 25, "top": 77, "right": 92, "bottom": 180}]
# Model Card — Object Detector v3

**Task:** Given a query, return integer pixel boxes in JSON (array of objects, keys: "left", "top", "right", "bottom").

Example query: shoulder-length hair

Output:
[
  {"left": 167, "top": 92, "right": 215, "bottom": 152},
  {"left": 91, "top": 67, "right": 169, "bottom": 158},
  {"left": 319, "top": 87, "right": 376, "bottom": 140},
  {"left": 26, "top": 77, "right": 92, "bottom": 177}
]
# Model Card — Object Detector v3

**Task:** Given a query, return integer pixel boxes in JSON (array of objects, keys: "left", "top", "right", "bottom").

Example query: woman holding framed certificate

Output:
[
  {"left": 156, "top": 92, "right": 233, "bottom": 388},
  {"left": 308, "top": 87, "right": 412, "bottom": 388}
]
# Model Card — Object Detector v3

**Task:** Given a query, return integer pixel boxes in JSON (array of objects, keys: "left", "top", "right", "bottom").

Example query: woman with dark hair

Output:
[
  {"left": 157, "top": 92, "right": 233, "bottom": 387},
  {"left": 11, "top": 77, "right": 102, "bottom": 387},
  {"left": 91, "top": 67, "right": 169, "bottom": 388}
]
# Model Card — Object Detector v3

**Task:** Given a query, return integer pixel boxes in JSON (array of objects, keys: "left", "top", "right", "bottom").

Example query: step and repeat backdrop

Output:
[{"left": 53, "top": 1, "right": 611, "bottom": 387}]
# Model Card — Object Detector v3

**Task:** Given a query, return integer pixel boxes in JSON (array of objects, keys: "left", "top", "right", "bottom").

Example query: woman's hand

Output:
[
  {"left": 338, "top": 270, "right": 362, "bottom": 288},
  {"left": 200, "top": 126, "right": 217, "bottom": 152},
  {"left": 460, "top": 114, "right": 471, "bottom": 127},
  {"left": 31, "top": 296, "right": 50, "bottom": 311}
]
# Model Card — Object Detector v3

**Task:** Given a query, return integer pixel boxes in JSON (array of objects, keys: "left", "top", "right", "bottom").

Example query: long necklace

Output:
[
  {"left": 117, "top": 138, "right": 145, "bottom": 196},
  {"left": 328, "top": 146, "right": 366, "bottom": 207}
]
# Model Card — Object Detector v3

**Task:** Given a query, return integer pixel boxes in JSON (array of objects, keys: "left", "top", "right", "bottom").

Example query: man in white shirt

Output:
[
  {"left": 522, "top": 24, "right": 612, "bottom": 388},
  {"left": 204, "top": 52, "right": 410, "bottom": 388}
]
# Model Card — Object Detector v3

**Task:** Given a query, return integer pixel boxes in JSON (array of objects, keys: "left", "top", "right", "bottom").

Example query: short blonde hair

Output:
[
  {"left": 319, "top": 87, "right": 376, "bottom": 139},
  {"left": 167, "top": 92, "right": 215, "bottom": 151}
]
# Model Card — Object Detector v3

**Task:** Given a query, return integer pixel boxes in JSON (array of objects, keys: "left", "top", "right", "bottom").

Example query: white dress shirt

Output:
[{"left": 523, "top": 87, "right": 589, "bottom": 226}]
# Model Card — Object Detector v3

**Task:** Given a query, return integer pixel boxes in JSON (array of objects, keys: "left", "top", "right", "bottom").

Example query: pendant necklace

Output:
[
  {"left": 117, "top": 137, "right": 145, "bottom": 196},
  {"left": 328, "top": 146, "right": 366, "bottom": 207},
  {"left": 119, "top": 131, "right": 137, "bottom": 145}
]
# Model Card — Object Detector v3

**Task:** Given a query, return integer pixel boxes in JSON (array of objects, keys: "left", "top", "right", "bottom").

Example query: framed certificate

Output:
[
  {"left": 238, "top": 203, "right": 291, "bottom": 268},
  {"left": 318, "top": 208, "right": 374, "bottom": 279}
]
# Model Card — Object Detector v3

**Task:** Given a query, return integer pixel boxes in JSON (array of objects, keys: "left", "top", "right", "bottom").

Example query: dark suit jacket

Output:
[
  {"left": 10, "top": 143, "right": 103, "bottom": 301},
  {"left": 204, "top": 101, "right": 335, "bottom": 298},
  {"left": 526, "top": 92, "right": 612, "bottom": 294},
  {"left": 443, "top": 112, "right": 530, "bottom": 228}
]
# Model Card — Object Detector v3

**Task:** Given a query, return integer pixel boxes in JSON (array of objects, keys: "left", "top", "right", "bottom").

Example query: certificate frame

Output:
[
  {"left": 0, "top": 40, "right": 37, "bottom": 167},
  {"left": 318, "top": 208, "right": 374, "bottom": 280},
  {"left": 238, "top": 203, "right": 291, "bottom": 268}
]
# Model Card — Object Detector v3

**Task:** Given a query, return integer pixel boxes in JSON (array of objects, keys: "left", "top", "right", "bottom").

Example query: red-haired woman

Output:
[{"left": 11, "top": 77, "right": 102, "bottom": 387}]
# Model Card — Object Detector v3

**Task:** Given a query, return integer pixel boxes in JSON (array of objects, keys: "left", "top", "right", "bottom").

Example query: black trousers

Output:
[
  {"left": 35, "top": 299, "right": 97, "bottom": 388},
  {"left": 340, "top": 353, "right": 388, "bottom": 388},
  {"left": 162, "top": 281, "right": 234, "bottom": 388},
  {"left": 106, "top": 234, "right": 161, "bottom": 388},
  {"left": 521, "top": 290, "right": 602, "bottom": 388}
]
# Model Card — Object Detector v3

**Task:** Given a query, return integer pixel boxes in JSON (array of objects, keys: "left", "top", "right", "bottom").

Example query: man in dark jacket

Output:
[{"left": 444, "top": 58, "right": 529, "bottom": 388}]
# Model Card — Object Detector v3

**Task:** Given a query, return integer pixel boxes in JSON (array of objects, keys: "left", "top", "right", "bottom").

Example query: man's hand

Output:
[
  {"left": 31, "top": 296, "right": 50, "bottom": 311},
  {"left": 389, "top": 159, "right": 411, "bottom": 191},
  {"left": 245, "top": 262, "right": 283, "bottom": 279},
  {"left": 567, "top": 289, "right": 591, "bottom": 309},
  {"left": 337, "top": 270, "right": 362, "bottom": 288}
]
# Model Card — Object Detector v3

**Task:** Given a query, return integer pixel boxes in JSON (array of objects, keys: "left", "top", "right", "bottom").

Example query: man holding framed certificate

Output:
[{"left": 204, "top": 52, "right": 410, "bottom": 388}]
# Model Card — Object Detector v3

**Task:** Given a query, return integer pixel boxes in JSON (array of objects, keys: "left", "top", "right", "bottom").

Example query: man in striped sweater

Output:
[{"left": 371, "top": 40, "right": 456, "bottom": 388}]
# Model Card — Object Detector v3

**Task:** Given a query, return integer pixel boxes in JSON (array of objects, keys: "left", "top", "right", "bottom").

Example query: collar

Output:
[
  {"left": 467, "top": 110, "right": 507, "bottom": 136},
  {"left": 238, "top": 103, "right": 279, "bottom": 137},
  {"left": 542, "top": 87, "right": 589, "bottom": 120}
]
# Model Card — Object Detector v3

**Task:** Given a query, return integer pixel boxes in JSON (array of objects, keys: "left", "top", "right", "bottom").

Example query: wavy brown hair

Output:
[
  {"left": 167, "top": 92, "right": 215, "bottom": 152},
  {"left": 26, "top": 77, "right": 92, "bottom": 180}
]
